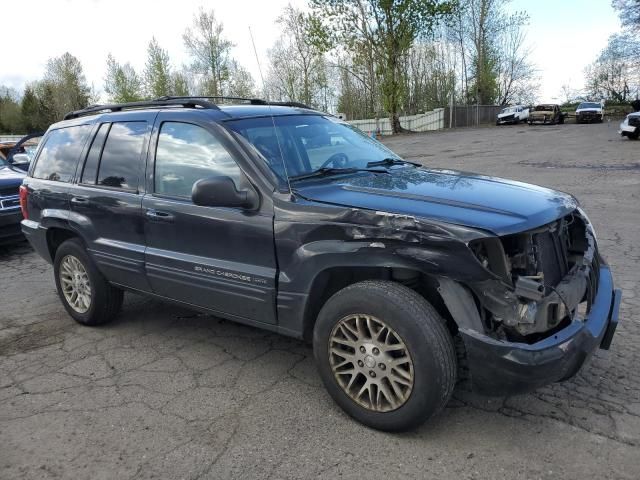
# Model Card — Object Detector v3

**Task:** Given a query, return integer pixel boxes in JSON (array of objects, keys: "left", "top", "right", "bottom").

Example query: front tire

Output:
[
  {"left": 54, "top": 238, "right": 123, "bottom": 326},
  {"left": 313, "top": 280, "right": 456, "bottom": 432}
]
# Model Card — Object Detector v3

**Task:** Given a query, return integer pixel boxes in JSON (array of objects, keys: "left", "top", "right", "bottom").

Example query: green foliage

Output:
[
  {"left": 227, "top": 61, "right": 256, "bottom": 98},
  {"left": 311, "top": 0, "right": 456, "bottom": 132},
  {"left": 5, "top": 52, "right": 92, "bottom": 131},
  {"left": 0, "top": 87, "right": 24, "bottom": 134},
  {"left": 171, "top": 72, "right": 191, "bottom": 96},
  {"left": 41, "top": 52, "right": 91, "bottom": 122},
  {"left": 144, "top": 38, "right": 173, "bottom": 98},
  {"left": 612, "top": 0, "right": 640, "bottom": 32},
  {"left": 105, "top": 54, "right": 144, "bottom": 103}
]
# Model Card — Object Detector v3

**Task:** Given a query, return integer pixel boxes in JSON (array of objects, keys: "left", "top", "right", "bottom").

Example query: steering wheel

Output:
[{"left": 320, "top": 152, "right": 349, "bottom": 169}]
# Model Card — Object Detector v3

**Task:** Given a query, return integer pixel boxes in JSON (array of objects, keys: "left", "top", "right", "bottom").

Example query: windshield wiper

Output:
[
  {"left": 290, "top": 167, "right": 387, "bottom": 182},
  {"left": 365, "top": 158, "right": 421, "bottom": 168}
]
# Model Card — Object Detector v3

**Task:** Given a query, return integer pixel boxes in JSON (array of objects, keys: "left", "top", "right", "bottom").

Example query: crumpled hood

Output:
[{"left": 294, "top": 167, "right": 578, "bottom": 236}]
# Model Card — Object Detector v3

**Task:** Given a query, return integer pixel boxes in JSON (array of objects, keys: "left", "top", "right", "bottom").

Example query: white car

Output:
[
  {"left": 496, "top": 105, "right": 529, "bottom": 125},
  {"left": 575, "top": 102, "right": 604, "bottom": 123},
  {"left": 619, "top": 112, "right": 640, "bottom": 140}
]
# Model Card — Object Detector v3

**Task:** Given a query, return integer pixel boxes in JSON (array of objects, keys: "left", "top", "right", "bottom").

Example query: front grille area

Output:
[
  {"left": 0, "top": 185, "right": 19, "bottom": 197},
  {"left": 534, "top": 226, "right": 570, "bottom": 290}
]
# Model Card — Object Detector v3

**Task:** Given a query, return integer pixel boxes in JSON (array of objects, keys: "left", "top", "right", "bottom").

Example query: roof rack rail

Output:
[
  {"left": 265, "top": 101, "right": 312, "bottom": 109},
  {"left": 156, "top": 95, "right": 263, "bottom": 104},
  {"left": 156, "top": 96, "right": 313, "bottom": 110},
  {"left": 63, "top": 98, "right": 220, "bottom": 120}
]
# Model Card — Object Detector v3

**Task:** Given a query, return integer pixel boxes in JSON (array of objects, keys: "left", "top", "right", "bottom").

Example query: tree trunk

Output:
[{"left": 390, "top": 112, "right": 404, "bottom": 134}]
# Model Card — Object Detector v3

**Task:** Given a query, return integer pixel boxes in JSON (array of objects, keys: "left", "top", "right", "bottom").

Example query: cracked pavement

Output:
[{"left": 1, "top": 122, "right": 639, "bottom": 479}]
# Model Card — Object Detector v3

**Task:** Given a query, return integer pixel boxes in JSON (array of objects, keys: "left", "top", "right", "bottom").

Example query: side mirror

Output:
[
  {"left": 192, "top": 176, "right": 259, "bottom": 210},
  {"left": 10, "top": 153, "right": 30, "bottom": 164}
]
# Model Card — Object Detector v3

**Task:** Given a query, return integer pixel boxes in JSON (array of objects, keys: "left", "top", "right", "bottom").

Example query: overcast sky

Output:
[{"left": 1, "top": 0, "right": 622, "bottom": 103}]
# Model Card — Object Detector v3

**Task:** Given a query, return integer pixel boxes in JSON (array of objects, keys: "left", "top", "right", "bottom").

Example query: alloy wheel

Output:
[
  {"left": 59, "top": 255, "right": 92, "bottom": 314},
  {"left": 328, "top": 314, "right": 414, "bottom": 412}
]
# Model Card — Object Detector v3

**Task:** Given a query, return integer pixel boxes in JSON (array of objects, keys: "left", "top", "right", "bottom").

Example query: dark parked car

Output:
[
  {"left": 0, "top": 154, "right": 26, "bottom": 244},
  {"left": 20, "top": 97, "right": 621, "bottom": 431}
]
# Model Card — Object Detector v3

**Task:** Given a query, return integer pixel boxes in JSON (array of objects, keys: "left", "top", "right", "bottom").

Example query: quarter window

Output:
[
  {"left": 155, "top": 122, "right": 241, "bottom": 198},
  {"left": 32, "top": 125, "right": 91, "bottom": 182},
  {"left": 81, "top": 123, "right": 109, "bottom": 184},
  {"left": 96, "top": 122, "right": 147, "bottom": 190}
]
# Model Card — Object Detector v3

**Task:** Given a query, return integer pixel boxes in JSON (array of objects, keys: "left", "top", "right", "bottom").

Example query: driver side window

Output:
[{"left": 155, "top": 122, "right": 241, "bottom": 198}]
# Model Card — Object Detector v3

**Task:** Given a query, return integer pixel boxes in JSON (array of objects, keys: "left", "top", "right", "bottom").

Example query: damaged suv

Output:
[{"left": 20, "top": 98, "right": 621, "bottom": 432}]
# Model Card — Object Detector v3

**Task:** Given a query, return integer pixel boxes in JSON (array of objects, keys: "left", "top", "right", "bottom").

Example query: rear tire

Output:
[
  {"left": 313, "top": 280, "right": 456, "bottom": 432},
  {"left": 54, "top": 238, "right": 123, "bottom": 326}
]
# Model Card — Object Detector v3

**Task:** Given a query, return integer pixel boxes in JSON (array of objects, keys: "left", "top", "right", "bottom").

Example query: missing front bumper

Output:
[{"left": 460, "top": 265, "right": 620, "bottom": 396}]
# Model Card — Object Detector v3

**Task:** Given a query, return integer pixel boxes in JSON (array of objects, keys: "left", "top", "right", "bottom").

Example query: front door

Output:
[{"left": 142, "top": 114, "right": 278, "bottom": 324}]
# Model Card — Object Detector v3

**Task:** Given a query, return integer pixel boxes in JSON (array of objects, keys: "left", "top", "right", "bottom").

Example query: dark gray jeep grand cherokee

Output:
[{"left": 20, "top": 97, "right": 620, "bottom": 431}]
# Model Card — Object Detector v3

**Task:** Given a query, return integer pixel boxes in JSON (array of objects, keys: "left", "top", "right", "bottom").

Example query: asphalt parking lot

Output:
[{"left": 1, "top": 121, "right": 639, "bottom": 479}]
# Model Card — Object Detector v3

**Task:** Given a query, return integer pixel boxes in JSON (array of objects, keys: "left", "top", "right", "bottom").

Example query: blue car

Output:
[
  {"left": 0, "top": 153, "right": 27, "bottom": 244},
  {"left": 0, "top": 133, "right": 43, "bottom": 244}
]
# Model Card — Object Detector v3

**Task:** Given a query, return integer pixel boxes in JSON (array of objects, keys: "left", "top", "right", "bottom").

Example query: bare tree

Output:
[
  {"left": 585, "top": 36, "right": 635, "bottom": 102},
  {"left": 265, "top": 4, "right": 329, "bottom": 108},
  {"left": 496, "top": 19, "right": 538, "bottom": 105}
]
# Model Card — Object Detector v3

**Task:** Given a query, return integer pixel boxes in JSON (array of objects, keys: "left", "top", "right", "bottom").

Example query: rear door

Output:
[
  {"left": 27, "top": 124, "right": 93, "bottom": 229},
  {"left": 142, "top": 112, "right": 278, "bottom": 324},
  {"left": 70, "top": 113, "right": 154, "bottom": 291}
]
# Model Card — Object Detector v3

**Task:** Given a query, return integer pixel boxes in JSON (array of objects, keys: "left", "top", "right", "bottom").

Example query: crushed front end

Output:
[{"left": 449, "top": 210, "right": 621, "bottom": 395}]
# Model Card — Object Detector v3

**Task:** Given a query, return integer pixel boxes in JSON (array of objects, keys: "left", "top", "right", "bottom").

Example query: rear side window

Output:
[
  {"left": 96, "top": 122, "right": 147, "bottom": 190},
  {"left": 32, "top": 125, "right": 91, "bottom": 182},
  {"left": 154, "top": 122, "right": 241, "bottom": 198}
]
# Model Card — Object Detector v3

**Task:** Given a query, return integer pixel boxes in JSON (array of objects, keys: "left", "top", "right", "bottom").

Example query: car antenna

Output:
[{"left": 249, "top": 26, "right": 293, "bottom": 194}]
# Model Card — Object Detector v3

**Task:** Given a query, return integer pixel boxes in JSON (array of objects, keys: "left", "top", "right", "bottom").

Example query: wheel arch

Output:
[
  {"left": 299, "top": 264, "right": 458, "bottom": 342},
  {"left": 46, "top": 226, "right": 84, "bottom": 262}
]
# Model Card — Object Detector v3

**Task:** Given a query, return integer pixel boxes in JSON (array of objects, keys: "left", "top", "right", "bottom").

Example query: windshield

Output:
[
  {"left": 501, "top": 107, "right": 516, "bottom": 114},
  {"left": 534, "top": 105, "right": 554, "bottom": 111},
  {"left": 225, "top": 115, "right": 402, "bottom": 181},
  {"left": 578, "top": 102, "right": 600, "bottom": 109}
]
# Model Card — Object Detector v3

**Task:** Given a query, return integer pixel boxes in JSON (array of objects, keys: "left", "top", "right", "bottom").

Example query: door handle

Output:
[
  {"left": 70, "top": 196, "right": 89, "bottom": 204},
  {"left": 145, "top": 209, "right": 175, "bottom": 222}
]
